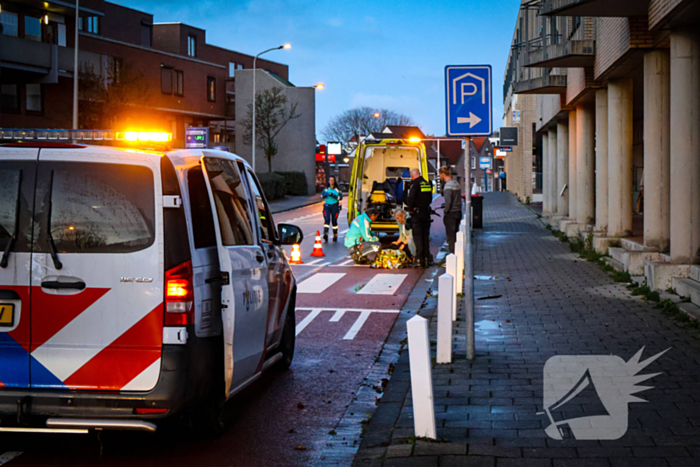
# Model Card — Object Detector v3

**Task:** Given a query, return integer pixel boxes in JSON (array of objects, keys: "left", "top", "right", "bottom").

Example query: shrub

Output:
[
  {"left": 256, "top": 172, "right": 287, "bottom": 200},
  {"left": 274, "top": 171, "right": 308, "bottom": 196}
]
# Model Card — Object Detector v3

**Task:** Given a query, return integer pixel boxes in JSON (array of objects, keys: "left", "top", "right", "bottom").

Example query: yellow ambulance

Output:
[{"left": 348, "top": 136, "right": 431, "bottom": 233}]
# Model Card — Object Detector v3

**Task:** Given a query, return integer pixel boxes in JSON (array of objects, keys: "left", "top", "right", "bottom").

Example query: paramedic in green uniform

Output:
[
  {"left": 322, "top": 176, "right": 343, "bottom": 243},
  {"left": 345, "top": 207, "right": 381, "bottom": 264}
]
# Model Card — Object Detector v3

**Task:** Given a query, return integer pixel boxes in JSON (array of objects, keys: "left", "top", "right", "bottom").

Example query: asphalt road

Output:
[{"left": 0, "top": 197, "right": 447, "bottom": 467}]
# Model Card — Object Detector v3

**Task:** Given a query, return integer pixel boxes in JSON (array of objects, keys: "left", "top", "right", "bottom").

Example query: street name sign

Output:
[{"left": 445, "top": 65, "right": 492, "bottom": 137}]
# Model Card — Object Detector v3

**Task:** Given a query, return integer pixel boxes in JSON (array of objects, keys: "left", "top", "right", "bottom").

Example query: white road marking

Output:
[
  {"left": 297, "top": 272, "right": 346, "bottom": 294},
  {"left": 343, "top": 311, "right": 372, "bottom": 340},
  {"left": 295, "top": 307, "right": 400, "bottom": 340},
  {"left": 0, "top": 452, "right": 22, "bottom": 465},
  {"left": 305, "top": 258, "right": 325, "bottom": 266},
  {"left": 295, "top": 309, "right": 322, "bottom": 336},
  {"left": 358, "top": 274, "right": 408, "bottom": 295},
  {"left": 329, "top": 310, "right": 345, "bottom": 322},
  {"left": 339, "top": 259, "right": 354, "bottom": 266}
]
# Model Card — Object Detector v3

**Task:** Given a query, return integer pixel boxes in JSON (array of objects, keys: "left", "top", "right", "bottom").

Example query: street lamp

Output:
[{"left": 252, "top": 43, "right": 291, "bottom": 172}]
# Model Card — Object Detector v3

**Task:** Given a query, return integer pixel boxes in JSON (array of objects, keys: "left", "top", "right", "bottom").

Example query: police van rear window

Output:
[{"left": 44, "top": 162, "right": 155, "bottom": 254}]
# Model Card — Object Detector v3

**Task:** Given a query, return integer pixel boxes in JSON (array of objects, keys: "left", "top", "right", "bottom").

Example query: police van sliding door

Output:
[
  {"left": 200, "top": 156, "right": 269, "bottom": 397},
  {"left": 0, "top": 149, "right": 39, "bottom": 389}
]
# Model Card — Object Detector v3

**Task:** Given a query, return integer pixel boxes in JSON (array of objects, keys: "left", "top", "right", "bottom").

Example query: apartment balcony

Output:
[
  {"left": 525, "top": 39, "right": 595, "bottom": 68},
  {"left": 0, "top": 35, "right": 77, "bottom": 83},
  {"left": 514, "top": 73, "right": 567, "bottom": 95},
  {"left": 541, "top": 0, "right": 648, "bottom": 17}
]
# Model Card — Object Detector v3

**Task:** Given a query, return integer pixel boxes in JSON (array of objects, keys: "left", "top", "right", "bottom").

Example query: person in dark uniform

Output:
[{"left": 406, "top": 168, "right": 433, "bottom": 268}]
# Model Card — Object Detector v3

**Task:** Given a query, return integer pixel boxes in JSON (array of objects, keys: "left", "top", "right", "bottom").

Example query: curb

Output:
[{"left": 316, "top": 264, "right": 440, "bottom": 466}]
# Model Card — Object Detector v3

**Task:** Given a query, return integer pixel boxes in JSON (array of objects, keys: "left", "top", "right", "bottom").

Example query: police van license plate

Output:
[{"left": 0, "top": 304, "right": 14, "bottom": 327}]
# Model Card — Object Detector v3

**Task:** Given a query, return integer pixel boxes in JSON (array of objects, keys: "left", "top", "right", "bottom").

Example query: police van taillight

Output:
[{"left": 165, "top": 260, "right": 194, "bottom": 326}]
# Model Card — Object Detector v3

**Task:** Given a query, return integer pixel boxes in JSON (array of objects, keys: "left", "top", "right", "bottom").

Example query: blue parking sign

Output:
[{"left": 445, "top": 65, "right": 492, "bottom": 137}]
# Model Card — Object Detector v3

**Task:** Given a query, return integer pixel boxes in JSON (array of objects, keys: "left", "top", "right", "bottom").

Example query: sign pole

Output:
[{"left": 464, "top": 137, "right": 475, "bottom": 360}]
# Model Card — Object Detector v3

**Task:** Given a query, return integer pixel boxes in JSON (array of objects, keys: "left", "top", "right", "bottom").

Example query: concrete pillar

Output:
[
  {"left": 595, "top": 89, "right": 609, "bottom": 233},
  {"left": 670, "top": 30, "right": 700, "bottom": 263},
  {"left": 644, "top": 49, "right": 671, "bottom": 252},
  {"left": 576, "top": 104, "right": 595, "bottom": 226},
  {"left": 568, "top": 110, "right": 578, "bottom": 220},
  {"left": 608, "top": 78, "right": 634, "bottom": 237},
  {"left": 548, "top": 127, "right": 558, "bottom": 215},
  {"left": 542, "top": 131, "right": 550, "bottom": 213},
  {"left": 556, "top": 120, "right": 569, "bottom": 217}
]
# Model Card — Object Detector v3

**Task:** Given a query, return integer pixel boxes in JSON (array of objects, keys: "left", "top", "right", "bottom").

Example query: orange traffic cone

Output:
[
  {"left": 310, "top": 231, "right": 326, "bottom": 257},
  {"left": 290, "top": 244, "right": 303, "bottom": 264}
]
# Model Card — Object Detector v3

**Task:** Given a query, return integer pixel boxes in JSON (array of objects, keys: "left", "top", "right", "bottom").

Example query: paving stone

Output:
[
  {"left": 467, "top": 445, "right": 521, "bottom": 458},
  {"left": 384, "top": 456, "right": 439, "bottom": 467},
  {"left": 439, "top": 456, "right": 495, "bottom": 467},
  {"left": 413, "top": 442, "right": 467, "bottom": 456},
  {"left": 386, "top": 444, "right": 413, "bottom": 458}
]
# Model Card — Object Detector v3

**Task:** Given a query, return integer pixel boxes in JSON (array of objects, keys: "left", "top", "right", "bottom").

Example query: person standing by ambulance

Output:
[
  {"left": 406, "top": 168, "right": 433, "bottom": 268},
  {"left": 439, "top": 166, "right": 462, "bottom": 254},
  {"left": 322, "top": 176, "right": 343, "bottom": 243}
]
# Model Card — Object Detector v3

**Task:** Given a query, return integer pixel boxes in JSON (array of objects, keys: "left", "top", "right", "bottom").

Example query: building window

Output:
[
  {"left": 207, "top": 77, "right": 216, "bottom": 102},
  {"left": 1, "top": 85, "right": 19, "bottom": 113},
  {"left": 1, "top": 11, "right": 18, "bottom": 37},
  {"left": 161, "top": 66, "right": 173, "bottom": 94},
  {"left": 57, "top": 23, "right": 67, "bottom": 46},
  {"left": 26, "top": 84, "right": 42, "bottom": 113},
  {"left": 141, "top": 24, "right": 152, "bottom": 48},
  {"left": 79, "top": 16, "right": 99, "bottom": 34},
  {"left": 24, "top": 15, "right": 42, "bottom": 42},
  {"left": 175, "top": 70, "right": 184, "bottom": 96},
  {"left": 237, "top": 64, "right": 243, "bottom": 70},
  {"left": 228, "top": 62, "right": 236, "bottom": 78},
  {"left": 187, "top": 35, "right": 196, "bottom": 57}
]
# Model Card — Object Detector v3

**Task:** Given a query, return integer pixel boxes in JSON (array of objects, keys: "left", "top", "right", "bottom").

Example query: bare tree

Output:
[
  {"left": 79, "top": 60, "right": 152, "bottom": 129},
  {"left": 322, "top": 107, "right": 416, "bottom": 148},
  {"left": 241, "top": 87, "right": 300, "bottom": 172}
]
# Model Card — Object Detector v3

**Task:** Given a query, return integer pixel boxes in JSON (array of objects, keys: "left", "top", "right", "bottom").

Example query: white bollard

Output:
[
  {"left": 459, "top": 219, "right": 467, "bottom": 235},
  {"left": 446, "top": 254, "right": 458, "bottom": 320},
  {"left": 455, "top": 232, "right": 465, "bottom": 295},
  {"left": 437, "top": 273, "right": 454, "bottom": 364},
  {"left": 407, "top": 315, "right": 437, "bottom": 439}
]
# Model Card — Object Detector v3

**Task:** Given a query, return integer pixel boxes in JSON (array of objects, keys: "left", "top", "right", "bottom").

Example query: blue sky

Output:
[{"left": 120, "top": 0, "right": 519, "bottom": 139}]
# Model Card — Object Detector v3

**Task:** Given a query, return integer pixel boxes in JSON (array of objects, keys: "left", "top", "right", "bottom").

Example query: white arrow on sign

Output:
[{"left": 457, "top": 112, "right": 482, "bottom": 128}]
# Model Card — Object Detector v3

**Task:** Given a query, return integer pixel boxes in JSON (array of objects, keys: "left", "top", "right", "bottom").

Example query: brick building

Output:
[
  {"left": 503, "top": 0, "right": 700, "bottom": 302},
  {"left": 0, "top": 0, "right": 290, "bottom": 149}
]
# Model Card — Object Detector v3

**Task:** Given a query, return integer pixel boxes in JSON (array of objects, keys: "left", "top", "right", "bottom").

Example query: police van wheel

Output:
[{"left": 277, "top": 310, "right": 295, "bottom": 371}]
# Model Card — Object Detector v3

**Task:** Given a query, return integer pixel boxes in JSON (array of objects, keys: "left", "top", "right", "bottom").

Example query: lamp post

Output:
[
  {"left": 252, "top": 43, "right": 290, "bottom": 172},
  {"left": 72, "top": 0, "right": 80, "bottom": 129}
]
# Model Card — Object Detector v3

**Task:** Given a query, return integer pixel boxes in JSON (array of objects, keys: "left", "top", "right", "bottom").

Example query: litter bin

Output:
[{"left": 471, "top": 194, "right": 484, "bottom": 229}]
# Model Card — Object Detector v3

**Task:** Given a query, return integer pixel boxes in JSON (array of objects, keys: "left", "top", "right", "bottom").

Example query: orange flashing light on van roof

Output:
[
  {"left": 120, "top": 131, "right": 172, "bottom": 143},
  {"left": 408, "top": 137, "right": 421, "bottom": 143}
]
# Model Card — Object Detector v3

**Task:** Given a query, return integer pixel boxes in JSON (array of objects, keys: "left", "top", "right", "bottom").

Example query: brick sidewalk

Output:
[{"left": 353, "top": 191, "right": 700, "bottom": 467}]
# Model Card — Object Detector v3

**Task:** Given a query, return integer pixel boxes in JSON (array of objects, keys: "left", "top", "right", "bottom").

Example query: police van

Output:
[
  {"left": 348, "top": 136, "right": 431, "bottom": 233},
  {"left": 0, "top": 129, "right": 303, "bottom": 435}
]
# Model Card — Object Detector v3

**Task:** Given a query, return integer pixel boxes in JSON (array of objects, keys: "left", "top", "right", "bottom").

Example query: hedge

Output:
[
  {"left": 256, "top": 172, "right": 287, "bottom": 201},
  {"left": 274, "top": 171, "right": 308, "bottom": 196}
]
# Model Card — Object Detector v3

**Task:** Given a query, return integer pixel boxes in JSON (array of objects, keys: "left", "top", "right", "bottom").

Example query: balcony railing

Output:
[{"left": 524, "top": 14, "right": 595, "bottom": 68}]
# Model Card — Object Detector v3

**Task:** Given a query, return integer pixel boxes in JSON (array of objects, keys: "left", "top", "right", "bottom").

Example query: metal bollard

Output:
[
  {"left": 446, "top": 254, "right": 458, "bottom": 321},
  {"left": 407, "top": 315, "right": 437, "bottom": 439},
  {"left": 437, "top": 273, "right": 453, "bottom": 364}
]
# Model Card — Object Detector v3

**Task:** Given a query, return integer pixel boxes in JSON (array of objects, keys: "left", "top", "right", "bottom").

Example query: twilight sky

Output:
[{"left": 120, "top": 0, "right": 519, "bottom": 139}]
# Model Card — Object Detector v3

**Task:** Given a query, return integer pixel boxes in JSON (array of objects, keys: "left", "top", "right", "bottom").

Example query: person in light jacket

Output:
[
  {"left": 321, "top": 176, "right": 343, "bottom": 243},
  {"left": 392, "top": 208, "right": 416, "bottom": 259},
  {"left": 345, "top": 207, "right": 380, "bottom": 264},
  {"left": 440, "top": 166, "right": 462, "bottom": 254}
]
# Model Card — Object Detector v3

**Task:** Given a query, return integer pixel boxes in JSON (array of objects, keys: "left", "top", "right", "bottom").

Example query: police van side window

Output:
[
  {"left": 203, "top": 158, "right": 254, "bottom": 246},
  {"left": 187, "top": 166, "right": 217, "bottom": 249},
  {"left": 0, "top": 170, "right": 21, "bottom": 252},
  {"left": 243, "top": 168, "right": 275, "bottom": 243},
  {"left": 45, "top": 162, "right": 155, "bottom": 253}
]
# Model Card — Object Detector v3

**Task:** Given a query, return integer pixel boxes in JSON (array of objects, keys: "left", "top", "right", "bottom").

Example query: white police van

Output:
[{"left": 0, "top": 130, "right": 303, "bottom": 435}]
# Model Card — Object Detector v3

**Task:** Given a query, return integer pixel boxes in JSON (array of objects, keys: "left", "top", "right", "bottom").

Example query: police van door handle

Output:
[
  {"left": 41, "top": 280, "right": 86, "bottom": 290},
  {"left": 256, "top": 252, "right": 265, "bottom": 263}
]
